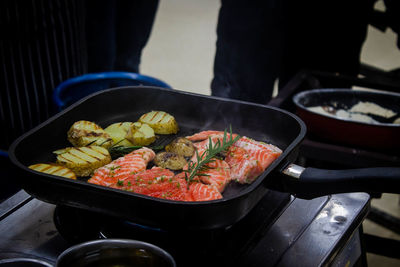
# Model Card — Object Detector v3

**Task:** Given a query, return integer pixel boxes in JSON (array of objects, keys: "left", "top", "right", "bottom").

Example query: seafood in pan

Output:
[
  {"left": 186, "top": 131, "right": 282, "bottom": 184},
  {"left": 108, "top": 167, "right": 222, "bottom": 201},
  {"left": 88, "top": 147, "right": 155, "bottom": 187},
  {"left": 27, "top": 110, "right": 282, "bottom": 202},
  {"left": 87, "top": 129, "right": 281, "bottom": 201}
]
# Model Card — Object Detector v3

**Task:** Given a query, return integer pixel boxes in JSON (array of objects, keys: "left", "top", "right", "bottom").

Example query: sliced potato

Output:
[
  {"left": 138, "top": 111, "right": 179, "bottom": 134},
  {"left": 29, "top": 163, "right": 76, "bottom": 180},
  {"left": 153, "top": 152, "right": 187, "bottom": 170},
  {"left": 165, "top": 137, "right": 195, "bottom": 157},
  {"left": 126, "top": 122, "right": 156, "bottom": 146},
  {"left": 104, "top": 122, "right": 135, "bottom": 146},
  {"left": 67, "top": 120, "right": 112, "bottom": 148},
  {"left": 55, "top": 145, "right": 111, "bottom": 177}
]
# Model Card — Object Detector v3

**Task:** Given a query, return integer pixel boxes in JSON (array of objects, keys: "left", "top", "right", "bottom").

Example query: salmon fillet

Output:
[
  {"left": 189, "top": 133, "right": 235, "bottom": 163},
  {"left": 87, "top": 130, "right": 281, "bottom": 202},
  {"left": 197, "top": 159, "right": 231, "bottom": 192},
  {"left": 173, "top": 172, "right": 223, "bottom": 201},
  {"left": 184, "top": 140, "right": 231, "bottom": 193},
  {"left": 188, "top": 131, "right": 281, "bottom": 185},
  {"left": 226, "top": 137, "right": 282, "bottom": 183},
  {"left": 189, "top": 182, "right": 222, "bottom": 201},
  {"left": 146, "top": 177, "right": 190, "bottom": 201},
  {"left": 114, "top": 168, "right": 223, "bottom": 202},
  {"left": 88, "top": 147, "right": 155, "bottom": 186},
  {"left": 186, "top": 131, "right": 238, "bottom": 143},
  {"left": 186, "top": 130, "right": 225, "bottom": 141},
  {"left": 114, "top": 167, "right": 192, "bottom": 201}
]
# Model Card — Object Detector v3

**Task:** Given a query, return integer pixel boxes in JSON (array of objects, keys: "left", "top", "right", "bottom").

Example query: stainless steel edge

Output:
[
  {"left": 0, "top": 190, "right": 33, "bottom": 221},
  {"left": 282, "top": 164, "right": 305, "bottom": 179}
]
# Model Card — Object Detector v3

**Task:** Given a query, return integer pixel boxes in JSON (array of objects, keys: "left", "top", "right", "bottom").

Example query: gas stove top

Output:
[{"left": 0, "top": 189, "right": 369, "bottom": 266}]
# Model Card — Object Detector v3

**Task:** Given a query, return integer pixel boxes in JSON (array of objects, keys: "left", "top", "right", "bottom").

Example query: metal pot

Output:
[{"left": 55, "top": 239, "right": 176, "bottom": 267}]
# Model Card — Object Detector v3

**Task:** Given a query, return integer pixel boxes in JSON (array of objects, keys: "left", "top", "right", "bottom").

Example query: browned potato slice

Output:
[
  {"left": 138, "top": 111, "right": 179, "bottom": 134},
  {"left": 29, "top": 163, "right": 76, "bottom": 179},
  {"left": 165, "top": 137, "right": 195, "bottom": 157},
  {"left": 55, "top": 146, "right": 111, "bottom": 177},
  {"left": 104, "top": 122, "right": 135, "bottom": 146},
  {"left": 153, "top": 152, "right": 187, "bottom": 170},
  {"left": 125, "top": 122, "right": 156, "bottom": 146},
  {"left": 67, "top": 120, "right": 112, "bottom": 148}
]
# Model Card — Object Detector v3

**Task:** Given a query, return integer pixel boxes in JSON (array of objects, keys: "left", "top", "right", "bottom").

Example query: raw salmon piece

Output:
[
  {"left": 234, "top": 137, "right": 282, "bottom": 157},
  {"left": 186, "top": 131, "right": 225, "bottom": 141},
  {"left": 116, "top": 167, "right": 192, "bottom": 201},
  {"left": 186, "top": 131, "right": 238, "bottom": 142},
  {"left": 234, "top": 137, "right": 281, "bottom": 171},
  {"left": 186, "top": 132, "right": 239, "bottom": 173},
  {"left": 226, "top": 146, "right": 260, "bottom": 183},
  {"left": 226, "top": 137, "right": 282, "bottom": 184},
  {"left": 198, "top": 159, "right": 231, "bottom": 192},
  {"left": 118, "top": 166, "right": 175, "bottom": 188},
  {"left": 88, "top": 147, "right": 155, "bottom": 186},
  {"left": 190, "top": 133, "right": 237, "bottom": 163},
  {"left": 192, "top": 135, "right": 223, "bottom": 150},
  {"left": 184, "top": 146, "right": 207, "bottom": 169},
  {"left": 146, "top": 177, "right": 191, "bottom": 201},
  {"left": 189, "top": 182, "right": 222, "bottom": 201},
  {"left": 172, "top": 172, "right": 223, "bottom": 201},
  {"left": 185, "top": 133, "right": 234, "bottom": 192},
  {"left": 129, "top": 147, "right": 156, "bottom": 162},
  {"left": 183, "top": 147, "right": 231, "bottom": 192}
]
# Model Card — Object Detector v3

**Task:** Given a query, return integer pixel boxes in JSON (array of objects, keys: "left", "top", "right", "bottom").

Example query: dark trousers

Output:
[
  {"left": 211, "top": 0, "right": 375, "bottom": 104},
  {"left": 85, "top": 0, "right": 159, "bottom": 73},
  {"left": 212, "top": 0, "right": 284, "bottom": 104}
]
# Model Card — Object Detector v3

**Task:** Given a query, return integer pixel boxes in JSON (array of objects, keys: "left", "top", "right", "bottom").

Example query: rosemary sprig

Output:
[
  {"left": 109, "top": 144, "right": 164, "bottom": 159},
  {"left": 86, "top": 137, "right": 164, "bottom": 158},
  {"left": 85, "top": 139, "right": 98, "bottom": 146},
  {"left": 85, "top": 138, "right": 112, "bottom": 147},
  {"left": 184, "top": 127, "right": 240, "bottom": 186}
]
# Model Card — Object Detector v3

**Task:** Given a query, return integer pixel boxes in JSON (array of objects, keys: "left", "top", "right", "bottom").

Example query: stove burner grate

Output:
[{"left": 53, "top": 190, "right": 291, "bottom": 267}]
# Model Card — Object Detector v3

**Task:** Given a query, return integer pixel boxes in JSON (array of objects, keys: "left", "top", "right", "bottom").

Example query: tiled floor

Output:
[{"left": 142, "top": 1, "right": 400, "bottom": 266}]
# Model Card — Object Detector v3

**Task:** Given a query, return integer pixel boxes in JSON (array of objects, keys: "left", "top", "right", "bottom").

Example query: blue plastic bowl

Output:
[{"left": 53, "top": 72, "right": 172, "bottom": 110}]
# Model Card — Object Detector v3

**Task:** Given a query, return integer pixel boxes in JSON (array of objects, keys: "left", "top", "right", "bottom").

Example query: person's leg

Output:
[
  {"left": 211, "top": 0, "right": 283, "bottom": 104},
  {"left": 113, "top": 0, "right": 159, "bottom": 73},
  {"left": 85, "top": 0, "right": 117, "bottom": 72},
  {"left": 279, "top": 0, "right": 375, "bottom": 88}
]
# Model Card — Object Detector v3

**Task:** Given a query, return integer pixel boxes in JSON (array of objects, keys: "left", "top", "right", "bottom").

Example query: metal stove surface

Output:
[{"left": 0, "top": 190, "right": 370, "bottom": 267}]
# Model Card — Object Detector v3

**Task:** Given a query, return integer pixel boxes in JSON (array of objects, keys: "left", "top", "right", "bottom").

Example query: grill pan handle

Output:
[{"left": 282, "top": 164, "right": 400, "bottom": 199}]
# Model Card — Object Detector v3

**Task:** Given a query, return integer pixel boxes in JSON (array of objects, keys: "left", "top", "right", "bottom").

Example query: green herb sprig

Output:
[
  {"left": 184, "top": 127, "right": 240, "bottom": 187},
  {"left": 109, "top": 143, "right": 164, "bottom": 159},
  {"left": 85, "top": 138, "right": 164, "bottom": 159}
]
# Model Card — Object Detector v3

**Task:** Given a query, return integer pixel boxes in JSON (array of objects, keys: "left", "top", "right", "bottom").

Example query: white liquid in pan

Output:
[{"left": 307, "top": 101, "right": 399, "bottom": 125}]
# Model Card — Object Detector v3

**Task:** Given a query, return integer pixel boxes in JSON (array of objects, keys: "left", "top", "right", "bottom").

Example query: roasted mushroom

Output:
[
  {"left": 153, "top": 152, "right": 187, "bottom": 170},
  {"left": 165, "top": 137, "right": 195, "bottom": 157}
]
